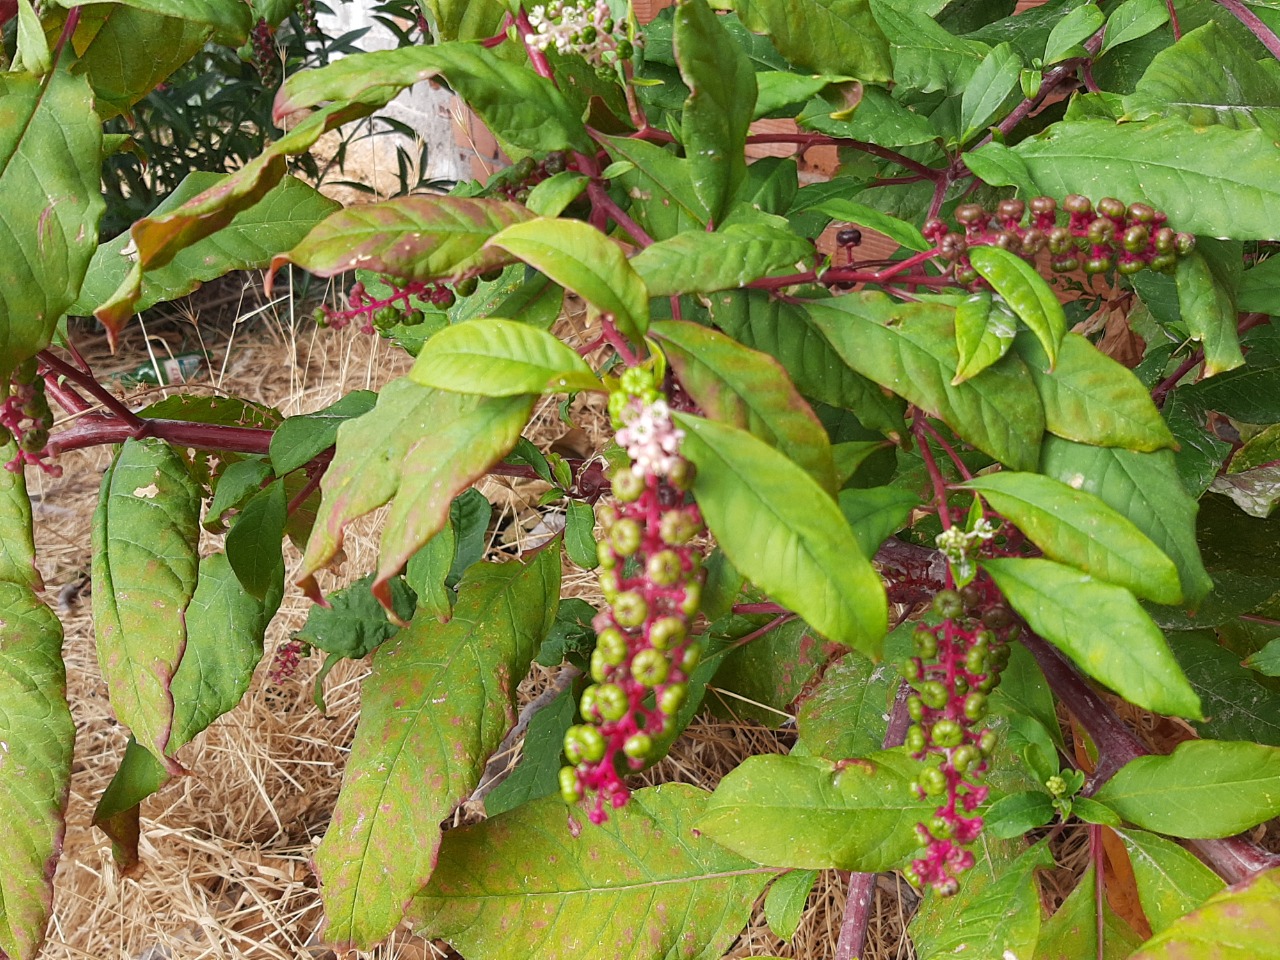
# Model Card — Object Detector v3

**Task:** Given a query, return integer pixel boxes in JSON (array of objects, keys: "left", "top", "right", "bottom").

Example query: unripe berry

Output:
[
  {"left": 1127, "top": 202, "right": 1156, "bottom": 223},
  {"left": 906, "top": 724, "right": 927, "bottom": 753},
  {"left": 1097, "top": 196, "right": 1126, "bottom": 220},
  {"left": 964, "top": 648, "right": 988, "bottom": 674},
  {"left": 630, "top": 647, "right": 669, "bottom": 686},
  {"left": 1117, "top": 256, "right": 1145, "bottom": 276},
  {"left": 1151, "top": 253, "right": 1178, "bottom": 273},
  {"left": 594, "top": 683, "right": 629, "bottom": 721},
  {"left": 932, "top": 720, "right": 963, "bottom": 748},
  {"left": 659, "top": 509, "right": 697, "bottom": 545},
  {"left": 929, "top": 815, "right": 955, "bottom": 839},
  {"left": 579, "top": 684, "right": 599, "bottom": 719},
  {"left": 1047, "top": 226, "right": 1074, "bottom": 254},
  {"left": 1153, "top": 226, "right": 1176, "bottom": 253},
  {"left": 1021, "top": 229, "right": 1046, "bottom": 256},
  {"left": 612, "top": 467, "right": 645, "bottom": 502},
  {"left": 1175, "top": 232, "right": 1196, "bottom": 255},
  {"left": 1087, "top": 217, "right": 1115, "bottom": 245},
  {"left": 1063, "top": 194, "right": 1093, "bottom": 215},
  {"left": 648, "top": 615, "right": 686, "bottom": 651},
  {"left": 666, "top": 458, "right": 695, "bottom": 491},
  {"left": 915, "top": 627, "right": 938, "bottom": 659},
  {"left": 679, "top": 580, "right": 702, "bottom": 616},
  {"left": 953, "top": 264, "right": 978, "bottom": 285},
  {"left": 1030, "top": 195, "right": 1057, "bottom": 216},
  {"left": 597, "top": 542, "right": 617, "bottom": 570},
  {"left": 932, "top": 590, "right": 963, "bottom": 620},
  {"left": 597, "top": 570, "right": 619, "bottom": 601},
  {"left": 658, "top": 683, "right": 687, "bottom": 715},
  {"left": 901, "top": 658, "right": 923, "bottom": 682},
  {"left": 609, "top": 518, "right": 643, "bottom": 556},
  {"left": 918, "top": 766, "right": 947, "bottom": 797},
  {"left": 978, "top": 729, "right": 998, "bottom": 756},
  {"left": 455, "top": 275, "right": 479, "bottom": 297},
  {"left": 994, "top": 230, "right": 1019, "bottom": 251},
  {"left": 680, "top": 644, "right": 702, "bottom": 672},
  {"left": 963, "top": 692, "right": 988, "bottom": 722},
  {"left": 1122, "top": 224, "right": 1149, "bottom": 253},
  {"left": 597, "top": 627, "right": 628, "bottom": 665},
  {"left": 919, "top": 681, "right": 949, "bottom": 710},
  {"left": 952, "top": 744, "right": 980, "bottom": 774},
  {"left": 623, "top": 732, "right": 652, "bottom": 759},
  {"left": 559, "top": 766, "right": 583, "bottom": 803},
  {"left": 1050, "top": 254, "right": 1080, "bottom": 273},
  {"left": 908, "top": 695, "right": 925, "bottom": 722},
  {"left": 646, "top": 549, "right": 683, "bottom": 586},
  {"left": 955, "top": 203, "right": 987, "bottom": 225},
  {"left": 613, "top": 590, "right": 648, "bottom": 628},
  {"left": 564, "top": 724, "right": 606, "bottom": 763},
  {"left": 982, "top": 605, "right": 1013, "bottom": 629}
]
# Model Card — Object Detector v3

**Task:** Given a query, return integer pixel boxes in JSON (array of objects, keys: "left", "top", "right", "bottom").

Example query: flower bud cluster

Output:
[
  {"left": 923, "top": 195, "right": 1195, "bottom": 286},
  {"left": 560, "top": 373, "right": 705, "bottom": 824},
  {"left": 315, "top": 278, "right": 456, "bottom": 334},
  {"left": 526, "top": 1, "right": 636, "bottom": 68},
  {"left": 1, "top": 360, "right": 59, "bottom": 477},
  {"left": 901, "top": 580, "right": 1017, "bottom": 894}
]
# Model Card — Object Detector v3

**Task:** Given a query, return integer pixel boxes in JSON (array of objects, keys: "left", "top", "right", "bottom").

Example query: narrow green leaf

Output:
[
  {"left": 1176, "top": 247, "right": 1246, "bottom": 377},
  {"left": 57, "top": 0, "right": 252, "bottom": 39},
  {"left": 1038, "top": 436, "right": 1213, "bottom": 607},
  {"left": 597, "top": 133, "right": 707, "bottom": 236},
  {"left": 205, "top": 458, "right": 271, "bottom": 533},
  {"left": 1044, "top": 3, "right": 1105, "bottom": 64},
  {"left": 961, "top": 471, "right": 1182, "bottom": 604},
  {"left": 697, "top": 751, "right": 933, "bottom": 870},
  {"left": 1130, "top": 866, "right": 1280, "bottom": 959},
  {"left": 653, "top": 319, "right": 837, "bottom": 492},
  {"left": 92, "top": 438, "right": 201, "bottom": 769},
  {"left": 482, "top": 687, "right": 577, "bottom": 817},
  {"left": 317, "top": 550, "right": 560, "bottom": 947},
  {"left": 1113, "top": 827, "right": 1225, "bottom": 934},
  {"left": 953, "top": 291, "right": 1017, "bottom": 384},
  {"left": 1037, "top": 864, "right": 1142, "bottom": 959},
  {"left": 563, "top": 500, "right": 597, "bottom": 570},
  {"left": 16, "top": 0, "right": 50, "bottom": 74},
  {"left": 632, "top": 223, "right": 812, "bottom": 297},
  {"left": 718, "top": 0, "right": 891, "bottom": 81},
  {"left": 1101, "top": 0, "right": 1169, "bottom": 55},
  {"left": 981, "top": 557, "right": 1202, "bottom": 719},
  {"left": 269, "top": 390, "right": 377, "bottom": 477},
  {"left": 1245, "top": 637, "right": 1280, "bottom": 677},
  {"left": 525, "top": 170, "right": 588, "bottom": 218},
  {"left": 225, "top": 481, "right": 286, "bottom": 603},
  {"left": 410, "top": 317, "right": 602, "bottom": 396},
  {"left": 675, "top": 413, "right": 887, "bottom": 652},
  {"left": 487, "top": 218, "right": 649, "bottom": 340},
  {"left": 807, "top": 292, "right": 1044, "bottom": 470},
  {"left": 406, "top": 526, "right": 457, "bottom": 622},
  {"left": 410, "top": 784, "right": 776, "bottom": 960},
  {"left": 755, "top": 72, "right": 850, "bottom": 119},
  {"left": 970, "top": 246, "right": 1066, "bottom": 368},
  {"left": 0, "top": 62, "right": 103, "bottom": 378},
  {"left": 960, "top": 42, "right": 1021, "bottom": 142},
  {"left": 984, "top": 791, "right": 1055, "bottom": 839},
  {"left": 675, "top": 0, "right": 755, "bottom": 223},
  {"left": 802, "top": 198, "right": 929, "bottom": 252},
  {"left": 1095, "top": 740, "right": 1280, "bottom": 838},
  {"left": 869, "top": 0, "right": 987, "bottom": 95},
  {"left": 764, "top": 870, "right": 818, "bottom": 942}
]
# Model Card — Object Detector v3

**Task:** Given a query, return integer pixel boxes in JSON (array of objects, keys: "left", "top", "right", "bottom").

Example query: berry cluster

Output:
[
  {"left": 315, "top": 278, "right": 455, "bottom": 334},
  {"left": 1, "top": 360, "right": 59, "bottom": 477},
  {"left": 269, "top": 638, "right": 306, "bottom": 684},
  {"left": 923, "top": 195, "right": 1196, "bottom": 285},
  {"left": 525, "top": 1, "right": 636, "bottom": 69},
  {"left": 901, "top": 580, "right": 1017, "bottom": 894},
  {"left": 560, "top": 370, "right": 705, "bottom": 824},
  {"left": 297, "top": 0, "right": 318, "bottom": 36},
  {"left": 248, "top": 19, "right": 279, "bottom": 87},
  {"left": 490, "top": 152, "right": 571, "bottom": 204}
]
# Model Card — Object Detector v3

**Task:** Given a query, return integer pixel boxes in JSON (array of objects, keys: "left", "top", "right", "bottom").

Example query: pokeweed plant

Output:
[{"left": 7, "top": 0, "right": 1280, "bottom": 958}]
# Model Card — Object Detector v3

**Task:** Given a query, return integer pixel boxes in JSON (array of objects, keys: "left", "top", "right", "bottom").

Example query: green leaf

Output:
[
  {"left": 275, "top": 42, "right": 590, "bottom": 154},
  {"left": 225, "top": 480, "right": 286, "bottom": 603},
  {"left": 960, "top": 41, "right": 1021, "bottom": 142},
  {"left": 0, "top": 580, "right": 72, "bottom": 960},
  {"left": 708, "top": 617, "right": 842, "bottom": 726},
  {"left": 410, "top": 317, "right": 602, "bottom": 396},
  {"left": 0, "top": 441, "right": 39, "bottom": 590},
  {"left": 409, "top": 784, "right": 776, "bottom": 960},
  {"left": 74, "top": 173, "right": 338, "bottom": 316},
  {"left": 316, "top": 549, "right": 560, "bottom": 948},
  {"left": 273, "top": 196, "right": 533, "bottom": 286},
  {"left": 421, "top": 0, "right": 507, "bottom": 41},
  {"left": 94, "top": 102, "right": 371, "bottom": 337},
  {"left": 1037, "top": 864, "right": 1143, "bottom": 959},
  {"left": 969, "top": 246, "right": 1066, "bottom": 368},
  {"left": 984, "top": 791, "right": 1055, "bottom": 839},
  {"left": 961, "top": 471, "right": 1182, "bottom": 604},
  {"left": 796, "top": 83, "right": 938, "bottom": 148},
  {"left": 1038, "top": 436, "right": 1213, "bottom": 607},
  {"left": 837, "top": 486, "right": 920, "bottom": 556},
  {"left": 801, "top": 197, "right": 930, "bottom": 252},
  {"left": 1245, "top": 637, "right": 1280, "bottom": 677},
  {"left": 487, "top": 218, "right": 649, "bottom": 341},
  {"left": 653, "top": 319, "right": 837, "bottom": 492},
  {"left": 1113, "top": 827, "right": 1225, "bottom": 934},
  {"left": 1176, "top": 247, "right": 1246, "bottom": 377},
  {"left": 269, "top": 390, "right": 377, "bottom": 477},
  {"left": 57, "top": 0, "right": 252, "bottom": 39},
  {"left": 92, "top": 438, "right": 201, "bottom": 770},
  {"left": 976, "top": 118, "right": 1280, "bottom": 241},
  {"left": 563, "top": 500, "right": 597, "bottom": 570},
  {"left": 16, "top": 0, "right": 50, "bottom": 74},
  {"left": 755, "top": 72, "right": 850, "bottom": 119},
  {"left": 1238, "top": 254, "right": 1280, "bottom": 315},
  {"left": 1100, "top": 0, "right": 1169, "bottom": 55},
  {"left": 297, "top": 575, "right": 414, "bottom": 661},
  {"left": 807, "top": 292, "right": 1045, "bottom": 471},
  {"left": 674, "top": 413, "right": 887, "bottom": 652},
  {"left": 697, "top": 751, "right": 933, "bottom": 870},
  {"left": 707, "top": 291, "right": 908, "bottom": 440},
  {"left": 0, "top": 62, "right": 103, "bottom": 378},
  {"left": 1094, "top": 740, "right": 1280, "bottom": 838},
  {"left": 675, "top": 0, "right": 755, "bottom": 223},
  {"left": 717, "top": 0, "right": 891, "bottom": 81},
  {"left": 981, "top": 557, "right": 1202, "bottom": 718},
  {"left": 764, "top": 870, "right": 818, "bottom": 942},
  {"left": 597, "top": 134, "right": 707, "bottom": 237},
  {"left": 1130, "top": 866, "right": 1280, "bottom": 959},
  {"left": 406, "top": 524, "right": 457, "bottom": 622},
  {"left": 482, "top": 686, "right": 576, "bottom": 817},
  {"left": 1044, "top": 3, "right": 1105, "bottom": 64},
  {"left": 796, "top": 650, "right": 901, "bottom": 759},
  {"left": 632, "top": 223, "right": 812, "bottom": 297},
  {"left": 953, "top": 291, "right": 1018, "bottom": 384},
  {"left": 524, "top": 170, "right": 588, "bottom": 218},
  {"left": 989, "top": 639, "right": 1062, "bottom": 746},
  {"left": 204, "top": 458, "right": 271, "bottom": 532},
  {"left": 1166, "top": 631, "right": 1280, "bottom": 746},
  {"left": 1163, "top": 392, "right": 1232, "bottom": 498},
  {"left": 869, "top": 0, "right": 988, "bottom": 95}
]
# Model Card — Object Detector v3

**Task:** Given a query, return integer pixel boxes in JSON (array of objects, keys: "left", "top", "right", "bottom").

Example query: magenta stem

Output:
[
  {"left": 914, "top": 411, "right": 954, "bottom": 529},
  {"left": 515, "top": 9, "right": 556, "bottom": 80},
  {"left": 39, "top": 351, "right": 145, "bottom": 429}
]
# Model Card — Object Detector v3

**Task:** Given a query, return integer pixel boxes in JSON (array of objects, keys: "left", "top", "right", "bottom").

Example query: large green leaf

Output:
[
  {"left": 53, "top": 0, "right": 252, "bottom": 40},
  {"left": 959, "top": 41, "right": 1022, "bottom": 143},
  {"left": 869, "top": 0, "right": 987, "bottom": 95},
  {"left": 1036, "top": 864, "right": 1142, "bottom": 959},
  {"left": 800, "top": 197, "right": 930, "bottom": 252},
  {"left": 807, "top": 292, "right": 1044, "bottom": 471},
  {"left": 225, "top": 480, "right": 286, "bottom": 603},
  {"left": 1123, "top": 21, "right": 1280, "bottom": 137},
  {"left": 697, "top": 751, "right": 933, "bottom": 870},
  {"left": 409, "top": 784, "right": 776, "bottom": 960},
  {"left": 421, "top": 0, "right": 506, "bottom": 41},
  {"left": 707, "top": 291, "right": 907, "bottom": 440},
  {"left": 482, "top": 687, "right": 576, "bottom": 817},
  {"left": 674, "top": 413, "right": 887, "bottom": 652},
  {"left": 969, "top": 246, "right": 1066, "bottom": 368},
  {"left": 317, "top": 550, "right": 560, "bottom": 948},
  {"left": 952, "top": 290, "right": 1017, "bottom": 384},
  {"left": 0, "top": 441, "right": 39, "bottom": 590},
  {"left": 275, "top": 42, "right": 590, "bottom": 154},
  {"left": 675, "top": 0, "right": 755, "bottom": 224},
  {"left": 632, "top": 223, "right": 811, "bottom": 297},
  {"left": 1176, "top": 244, "right": 1246, "bottom": 377},
  {"left": 487, "top": 218, "right": 649, "bottom": 341},
  {"left": 1129, "top": 866, "right": 1280, "bottom": 959},
  {"left": 715, "top": 0, "right": 891, "bottom": 81},
  {"left": 652, "top": 319, "right": 836, "bottom": 492},
  {"left": 1038, "top": 436, "right": 1213, "bottom": 607},
  {"left": 1181, "top": 350, "right": 1280, "bottom": 425},
  {"left": 597, "top": 134, "right": 706, "bottom": 238},
  {"left": 1113, "top": 827, "right": 1225, "bottom": 935},
  {"left": 410, "top": 317, "right": 602, "bottom": 396},
  {"left": 75, "top": 173, "right": 338, "bottom": 316},
  {"left": 795, "top": 650, "right": 900, "bottom": 759},
  {"left": 269, "top": 391, "right": 378, "bottom": 478},
  {"left": 1166, "top": 631, "right": 1280, "bottom": 746},
  {"left": 1094, "top": 740, "right": 1280, "bottom": 838},
  {"left": 1014, "top": 332, "right": 1175, "bottom": 450},
  {"left": 92, "top": 438, "right": 201, "bottom": 770},
  {"left": 981, "top": 557, "right": 1201, "bottom": 719},
  {"left": 707, "top": 616, "right": 842, "bottom": 726},
  {"left": 271, "top": 196, "right": 532, "bottom": 286},
  {"left": 968, "top": 118, "right": 1280, "bottom": 241},
  {"left": 0, "top": 63, "right": 103, "bottom": 379},
  {"left": 961, "top": 471, "right": 1182, "bottom": 604}
]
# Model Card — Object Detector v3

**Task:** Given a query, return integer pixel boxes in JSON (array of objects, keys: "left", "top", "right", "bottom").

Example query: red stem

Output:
[
  {"left": 914, "top": 411, "right": 953, "bottom": 529},
  {"left": 917, "top": 417, "right": 973, "bottom": 481},
  {"left": 39, "top": 351, "right": 145, "bottom": 429},
  {"left": 515, "top": 9, "right": 555, "bottom": 80},
  {"left": 1166, "top": 0, "right": 1182, "bottom": 40},
  {"left": 743, "top": 133, "right": 943, "bottom": 181},
  {"left": 731, "top": 602, "right": 788, "bottom": 615},
  {"left": 587, "top": 180, "right": 654, "bottom": 246}
]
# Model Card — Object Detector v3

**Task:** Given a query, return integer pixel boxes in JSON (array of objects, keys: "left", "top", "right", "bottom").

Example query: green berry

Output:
[
  {"left": 564, "top": 724, "right": 606, "bottom": 764},
  {"left": 1117, "top": 257, "right": 1145, "bottom": 276},
  {"left": 964, "top": 647, "right": 989, "bottom": 675},
  {"left": 901, "top": 658, "right": 923, "bottom": 682},
  {"left": 597, "top": 541, "right": 617, "bottom": 570},
  {"left": 905, "top": 724, "right": 927, "bottom": 753},
  {"left": 559, "top": 766, "right": 583, "bottom": 803},
  {"left": 579, "top": 684, "right": 599, "bottom": 719},
  {"left": 932, "top": 590, "right": 963, "bottom": 620},
  {"left": 646, "top": 550, "right": 683, "bottom": 586},
  {"left": 914, "top": 627, "right": 939, "bottom": 659},
  {"left": 1175, "top": 232, "right": 1196, "bottom": 255},
  {"left": 1047, "top": 226, "right": 1074, "bottom": 254},
  {"left": 1051, "top": 254, "right": 1080, "bottom": 273},
  {"left": 1097, "top": 196, "right": 1126, "bottom": 220},
  {"left": 597, "top": 569, "right": 619, "bottom": 601},
  {"left": 920, "top": 681, "right": 949, "bottom": 710},
  {"left": 1122, "top": 225, "right": 1149, "bottom": 253},
  {"left": 932, "top": 719, "right": 963, "bottom": 748},
  {"left": 590, "top": 648, "right": 611, "bottom": 683},
  {"left": 609, "top": 518, "right": 643, "bottom": 557},
  {"left": 623, "top": 732, "right": 652, "bottom": 759},
  {"left": 952, "top": 744, "right": 980, "bottom": 775},
  {"left": 611, "top": 467, "right": 645, "bottom": 502},
  {"left": 455, "top": 275, "right": 479, "bottom": 297},
  {"left": 631, "top": 647, "right": 669, "bottom": 686},
  {"left": 679, "top": 580, "right": 702, "bottom": 617},
  {"left": 1127, "top": 202, "right": 1156, "bottom": 223},
  {"left": 918, "top": 766, "right": 947, "bottom": 797},
  {"left": 929, "top": 815, "right": 955, "bottom": 839},
  {"left": 666, "top": 457, "right": 695, "bottom": 490},
  {"left": 595, "top": 683, "right": 629, "bottom": 721},
  {"left": 963, "top": 692, "right": 988, "bottom": 722},
  {"left": 954, "top": 264, "right": 979, "bottom": 285},
  {"left": 1062, "top": 194, "right": 1092, "bottom": 215},
  {"left": 597, "top": 627, "right": 628, "bottom": 664},
  {"left": 658, "top": 683, "right": 687, "bottom": 715},
  {"left": 680, "top": 644, "right": 702, "bottom": 672},
  {"left": 1087, "top": 217, "right": 1115, "bottom": 245},
  {"left": 907, "top": 695, "right": 925, "bottom": 722},
  {"left": 1153, "top": 227, "right": 1176, "bottom": 254},
  {"left": 648, "top": 615, "right": 687, "bottom": 651},
  {"left": 978, "top": 729, "right": 998, "bottom": 756}
]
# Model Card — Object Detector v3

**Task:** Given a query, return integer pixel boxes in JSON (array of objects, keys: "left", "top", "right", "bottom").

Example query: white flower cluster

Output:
[
  {"left": 616, "top": 399, "right": 685, "bottom": 479},
  {"left": 935, "top": 518, "right": 998, "bottom": 583},
  {"left": 526, "top": 0, "right": 622, "bottom": 67}
]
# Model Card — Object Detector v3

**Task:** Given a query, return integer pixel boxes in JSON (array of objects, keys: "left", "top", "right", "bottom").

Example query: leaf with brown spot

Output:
[{"left": 315, "top": 547, "right": 561, "bottom": 949}]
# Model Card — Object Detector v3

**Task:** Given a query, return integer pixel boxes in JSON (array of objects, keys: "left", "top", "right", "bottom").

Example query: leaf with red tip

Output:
[{"left": 1130, "top": 867, "right": 1280, "bottom": 959}]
